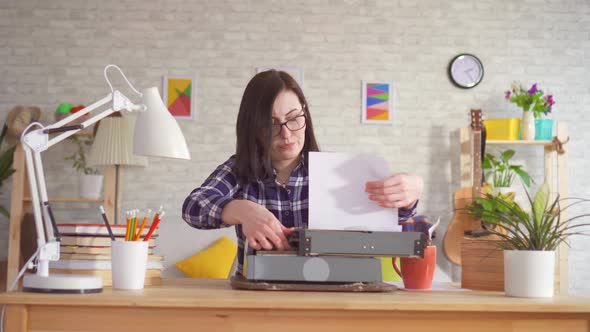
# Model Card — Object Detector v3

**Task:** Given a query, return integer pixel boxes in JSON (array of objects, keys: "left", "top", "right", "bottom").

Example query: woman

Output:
[{"left": 182, "top": 70, "right": 423, "bottom": 275}]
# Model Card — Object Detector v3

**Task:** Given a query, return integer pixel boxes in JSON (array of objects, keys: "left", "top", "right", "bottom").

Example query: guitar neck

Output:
[{"left": 473, "top": 129, "right": 482, "bottom": 198}]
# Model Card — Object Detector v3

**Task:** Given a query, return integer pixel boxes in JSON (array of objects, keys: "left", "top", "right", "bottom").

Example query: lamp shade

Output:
[
  {"left": 133, "top": 87, "right": 191, "bottom": 160},
  {"left": 88, "top": 116, "right": 148, "bottom": 167}
]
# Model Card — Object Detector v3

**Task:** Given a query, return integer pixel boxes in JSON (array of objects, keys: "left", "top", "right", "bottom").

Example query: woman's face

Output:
[{"left": 270, "top": 90, "right": 306, "bottom": 166}]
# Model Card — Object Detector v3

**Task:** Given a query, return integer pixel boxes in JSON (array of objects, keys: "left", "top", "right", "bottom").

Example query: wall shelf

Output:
[
  {"left": 486, "top": 140, "right": 552, "bottom": 146},
  {"left": 459, "top": 121, "right": 569, "bottom": 294}
]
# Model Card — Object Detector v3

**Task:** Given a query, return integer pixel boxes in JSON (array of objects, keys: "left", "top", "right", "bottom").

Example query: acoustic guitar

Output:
[{"left": 443, "top": 109, "right": 485, "bottom": 266}]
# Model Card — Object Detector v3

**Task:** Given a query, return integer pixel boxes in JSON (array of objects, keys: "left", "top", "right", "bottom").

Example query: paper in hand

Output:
[{"left": 308, "top": 151, "right": 400, "bottom": 232}]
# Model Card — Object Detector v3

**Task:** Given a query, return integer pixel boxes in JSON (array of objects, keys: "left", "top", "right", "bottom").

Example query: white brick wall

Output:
[{"left": 1, "top": 0, "right": 589, "bottom": 294}]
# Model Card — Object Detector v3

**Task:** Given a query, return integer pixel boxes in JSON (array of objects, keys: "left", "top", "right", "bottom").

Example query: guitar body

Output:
[
  {"left": 443, "top": 187, "right": 478, "bottom": 265},
  {"left": 443, "top": 109, "right": 485, "bottom": 266}
]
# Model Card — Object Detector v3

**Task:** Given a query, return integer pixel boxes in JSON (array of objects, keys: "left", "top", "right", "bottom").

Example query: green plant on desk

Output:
[
  {"left": 0, "top": 123, "right": 16, "bottom": 218},
  {"left": 483, "top": 149, "right": 532, "bottom": 188}
]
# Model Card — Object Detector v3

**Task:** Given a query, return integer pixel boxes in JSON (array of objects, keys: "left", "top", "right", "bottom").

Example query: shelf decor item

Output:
[
  {"left": 18, "top": 64, "right": 190, "bottom": 294},
  {"left": 65, "top": 135, "right": 102, "bottom": 199},
  {"left": 505, "top": 82, "right": 555, "bottom": 140},
  {"left": 464, "top": 183, "right": 590, "bottom": 298},
  {"left": 483, "top": 118, "right": 520, "bottom": 141},
  {"left": 482, "top": 149, "right": 532, "bottom": 189}
]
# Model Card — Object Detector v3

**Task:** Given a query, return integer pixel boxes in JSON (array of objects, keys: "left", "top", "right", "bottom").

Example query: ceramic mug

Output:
[{"left": 392, "top": 245, "right": 436, "bottom": 289}]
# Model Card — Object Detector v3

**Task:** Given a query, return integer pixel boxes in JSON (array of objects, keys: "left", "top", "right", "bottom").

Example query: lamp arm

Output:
[{"left": 20, "top": 90, "right": 145, "bottom": 278}]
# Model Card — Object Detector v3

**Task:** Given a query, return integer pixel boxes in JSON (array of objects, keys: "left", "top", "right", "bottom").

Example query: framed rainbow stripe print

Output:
[{"left": 361, "top": 81, "right": 394, "bottom": 124}]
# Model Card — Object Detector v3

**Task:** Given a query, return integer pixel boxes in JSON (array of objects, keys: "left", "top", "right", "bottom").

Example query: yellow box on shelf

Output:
[{"left": 483, "top": 118, "right": 520, "bottom": 140}]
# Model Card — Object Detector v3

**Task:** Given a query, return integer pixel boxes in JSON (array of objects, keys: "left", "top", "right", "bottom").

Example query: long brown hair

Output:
[{"left": 234, "top": 70, "right": 319, "bottom": 184}]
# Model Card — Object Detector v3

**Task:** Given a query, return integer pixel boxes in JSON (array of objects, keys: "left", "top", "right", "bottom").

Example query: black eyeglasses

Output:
[{"left": 271, "top": 114, "right": 306, "bottom": 137}]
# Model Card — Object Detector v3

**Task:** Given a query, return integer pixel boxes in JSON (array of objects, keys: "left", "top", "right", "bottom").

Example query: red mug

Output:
[{"left": 392, "top": 245, "right": 436, "bottom": 289}]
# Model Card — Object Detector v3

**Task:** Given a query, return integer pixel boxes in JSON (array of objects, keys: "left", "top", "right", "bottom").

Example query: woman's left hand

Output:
[{"left": 365, "top": 173, "right": 423, "bottom": 209}]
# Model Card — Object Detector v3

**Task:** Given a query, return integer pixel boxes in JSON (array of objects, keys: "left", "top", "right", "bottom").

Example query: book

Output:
[
  {"left": 50, "top": 259, "right": 164, "bottom": 270},
  {"left": 57, "top": 223, "right": 159, "bottom": 237},
  {"left": 61, "top": 246, "right": 154, "bottom": 255},
  {"left": 59, "top": 236, "right": 156, "bottom": 247},
  {"left": 60, "top": 253, "right": 163, "bottom": 261},
  {"left": 48, "top": 269, "right": 162, "bottom": 287}
]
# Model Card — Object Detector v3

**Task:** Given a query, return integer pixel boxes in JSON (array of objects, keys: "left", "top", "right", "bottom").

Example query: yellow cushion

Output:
[
  {"left": 175, "top": 236, "right": 237, "bottom": 279},
  {"left": 380, "top": 257, "right": 402, "bottom": 282}
]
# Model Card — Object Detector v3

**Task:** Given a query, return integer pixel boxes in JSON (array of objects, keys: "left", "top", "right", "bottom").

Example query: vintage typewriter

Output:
[{"left": 243, "top": 229, "right": 427, "bottom": 283}]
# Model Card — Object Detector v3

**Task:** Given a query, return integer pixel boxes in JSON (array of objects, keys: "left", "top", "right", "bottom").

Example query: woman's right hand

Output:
[{"left": 221, "top": 200, "right": 293, "bottom": 251}]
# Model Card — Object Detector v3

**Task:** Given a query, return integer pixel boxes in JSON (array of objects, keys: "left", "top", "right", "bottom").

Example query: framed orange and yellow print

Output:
[{"left": 163, "top": 75, "right": 196, "bottom": 120}]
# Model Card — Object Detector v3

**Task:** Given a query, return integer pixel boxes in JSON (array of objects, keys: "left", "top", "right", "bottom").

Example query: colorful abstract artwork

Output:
[
  {"left": 163, "top": 75, "right": 196, "bottom": 120},
  {"left": 361, "top": 81, "right": 394, "bottom": 124}
]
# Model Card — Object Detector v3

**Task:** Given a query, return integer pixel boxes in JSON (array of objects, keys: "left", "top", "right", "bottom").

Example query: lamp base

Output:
[{"left": 23, "top": 273, "right": 103, "bottom": 294}]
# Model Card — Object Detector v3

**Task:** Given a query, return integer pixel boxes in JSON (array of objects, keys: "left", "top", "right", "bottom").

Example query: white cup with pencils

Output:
[
  {"left": 100, "top": 206, "right": 164, "bottom": 290},
  {"left": 111, "top": 241, "right": 149, "bottom": 290}
]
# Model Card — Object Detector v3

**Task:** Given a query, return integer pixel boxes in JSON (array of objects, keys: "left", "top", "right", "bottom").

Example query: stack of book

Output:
[{"left": 50, "top": 223, "right": 164, "bottom": 286}]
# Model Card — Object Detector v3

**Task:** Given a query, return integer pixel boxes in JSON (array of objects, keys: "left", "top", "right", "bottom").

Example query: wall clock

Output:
[{"left": 448, "top": 54, "right": 484, "bottom": 89}]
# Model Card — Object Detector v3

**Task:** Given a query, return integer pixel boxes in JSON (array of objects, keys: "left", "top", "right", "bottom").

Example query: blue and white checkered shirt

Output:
[{"left": 182, "top": 155, "right": 417, "bottom": 275}]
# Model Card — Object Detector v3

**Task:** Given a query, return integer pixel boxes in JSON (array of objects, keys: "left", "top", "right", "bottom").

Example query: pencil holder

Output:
[{"left": 111, "top": 241, "right": 149, "bottom": 290}]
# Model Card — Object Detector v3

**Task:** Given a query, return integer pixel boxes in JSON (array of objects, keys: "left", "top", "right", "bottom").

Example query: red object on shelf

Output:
[{"left": 70, "top": 105, "right": 87, "bottom": 115}]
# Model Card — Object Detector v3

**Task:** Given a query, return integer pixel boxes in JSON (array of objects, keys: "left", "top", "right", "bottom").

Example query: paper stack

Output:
[{"left": 50, "top": 223, "right": 164, "bottom": 286}]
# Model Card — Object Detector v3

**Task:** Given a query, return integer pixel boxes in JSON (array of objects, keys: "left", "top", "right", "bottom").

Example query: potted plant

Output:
[
  {"left": 65, "top": 136, "right": 102, "bottom": 199},
  {"left": 505, "top": 82, "right": 555, "bottom": 140},
  {"left": 464, "top": 183, "right": 590, "bottom": 298},
  {"left": 483, "top": 149, "right": 532, "bottom": 193},
  {"left": 0, "top": 123, "right": 16, "bottom": 218}
]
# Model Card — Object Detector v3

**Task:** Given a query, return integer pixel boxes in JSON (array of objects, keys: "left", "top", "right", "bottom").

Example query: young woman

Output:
[{"left": 182, "top": 70, "right": 423, "bottom": 275}]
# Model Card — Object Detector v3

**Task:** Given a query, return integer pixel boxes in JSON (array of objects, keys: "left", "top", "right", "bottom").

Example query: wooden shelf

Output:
[
  {"left": 486, "top": 139, "right": 552, "bottom": 146},
  {"left": 23, "top": 197, "right": 103, "bottom": 203}
]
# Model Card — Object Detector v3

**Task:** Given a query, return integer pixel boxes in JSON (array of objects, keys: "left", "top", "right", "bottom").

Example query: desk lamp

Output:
[
  {"left": 88, "top": 114, "right": 148, "bottom": 224},
  {"left": 20, "top": 65, "right": 191, "bottom": 293}
]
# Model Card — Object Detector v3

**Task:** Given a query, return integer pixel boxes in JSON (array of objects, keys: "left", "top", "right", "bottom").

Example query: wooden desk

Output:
[{"left": 1, "top": 279, "right": 589, "bottom": 332}]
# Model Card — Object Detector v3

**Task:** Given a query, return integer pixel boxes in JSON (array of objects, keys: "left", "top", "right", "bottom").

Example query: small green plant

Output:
[
  {"left": 469, "top": 183, "right": 517, "bottom": 226},
  {"left": 65, "top": 136, "right": 99, "bottom": 175},
  {"left": 0, "top": 124, "right": 16, "bottom": 218},
  {"left": 483, "top": 149, "right": 532, "bottom": 188},
  {"left": 464, "top": 183, "right": 590, "bottom": 251}
]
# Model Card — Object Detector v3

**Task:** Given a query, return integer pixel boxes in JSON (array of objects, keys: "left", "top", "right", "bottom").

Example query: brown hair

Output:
[{"left": 234, "top": 70, "right": 319, "bottom": 184}]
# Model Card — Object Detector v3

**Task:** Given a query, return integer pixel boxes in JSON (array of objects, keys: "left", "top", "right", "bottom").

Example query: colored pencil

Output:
[
  {"left": 143, "top": 211, "right": 165, "bottom": 242},
  {"left": 99, "top": 205, "right": 116, "bottom": 241}
]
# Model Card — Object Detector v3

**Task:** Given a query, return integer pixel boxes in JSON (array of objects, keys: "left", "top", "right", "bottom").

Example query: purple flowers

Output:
[
  {"left": 506, "top": 82, "right": 556, "bottom": 118},
  {"left": 528, "top": 84, "right": 538, "bottom": 95}
]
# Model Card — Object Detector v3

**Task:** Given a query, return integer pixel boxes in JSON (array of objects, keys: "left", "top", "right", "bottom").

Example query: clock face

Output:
[{"left": 449, "top": 54, "right": 484, "bottom": 89}]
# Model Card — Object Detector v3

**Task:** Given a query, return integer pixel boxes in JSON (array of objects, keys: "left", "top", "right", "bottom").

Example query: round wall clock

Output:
[{"left": 448, "top": 54, "right": 484, "bottom": 89}]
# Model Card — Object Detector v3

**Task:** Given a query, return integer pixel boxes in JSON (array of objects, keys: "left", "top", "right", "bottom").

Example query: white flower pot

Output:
[
  {"left": 521, "top": 111, "right": 535, "bottom": 140},
  {"left": 79, "top": 174, "right": 103, "bottom": 199},
  {"left": 504, "top": 250, "right": 555, "bottom": 298}
]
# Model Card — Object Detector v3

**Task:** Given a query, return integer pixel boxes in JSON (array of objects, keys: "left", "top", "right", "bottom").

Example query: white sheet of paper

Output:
[{"left": 308, "top": 151, "right": 400, "bottom": 232}]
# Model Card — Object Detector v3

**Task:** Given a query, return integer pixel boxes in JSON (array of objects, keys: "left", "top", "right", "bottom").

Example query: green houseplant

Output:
[
  {"left": 65, "top": 136, "right": 99, "bottom": 175},
  {"left": 65, "top": 136, "right": 102, "bottom": 199},
  {"left": 482, "top": 149, "right": 532, "bottom": 189},
  {"left": 464, "top": 183, "right": 590, "bottom": 297},
  {"left": 0, "top": 123, "right": 16, "bottom": 218}
]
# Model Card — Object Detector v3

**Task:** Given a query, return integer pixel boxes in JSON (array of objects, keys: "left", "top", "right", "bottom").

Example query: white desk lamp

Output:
[{"left": 20, "top": 65, "right": 191, "bottom": 293}]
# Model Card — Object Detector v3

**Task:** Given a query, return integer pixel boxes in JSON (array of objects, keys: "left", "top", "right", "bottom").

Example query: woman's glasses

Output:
[{"left": 272, "top": 114, "right": 306, "bottom": 137}]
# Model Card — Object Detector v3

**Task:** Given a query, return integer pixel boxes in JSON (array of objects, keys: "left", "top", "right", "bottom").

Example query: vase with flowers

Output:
[{"left": 505, "top": 82, "right": 555, "bottom": 140}]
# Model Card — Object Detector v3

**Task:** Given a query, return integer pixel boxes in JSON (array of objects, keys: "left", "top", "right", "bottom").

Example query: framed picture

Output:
[
  {"left": 256, "top": 66, "right": 304, "bottom": 87},
  {"left": 361, "top": 80, "right": 394, "bottom": 125},
  {"left": 162, "top": 75, "right": 196, "bottom": 120}
]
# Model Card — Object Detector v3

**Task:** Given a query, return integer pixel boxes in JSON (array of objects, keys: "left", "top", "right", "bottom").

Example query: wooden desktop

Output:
[{"left": 1, "top": 278, "right": 589, "bottom": 332}]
